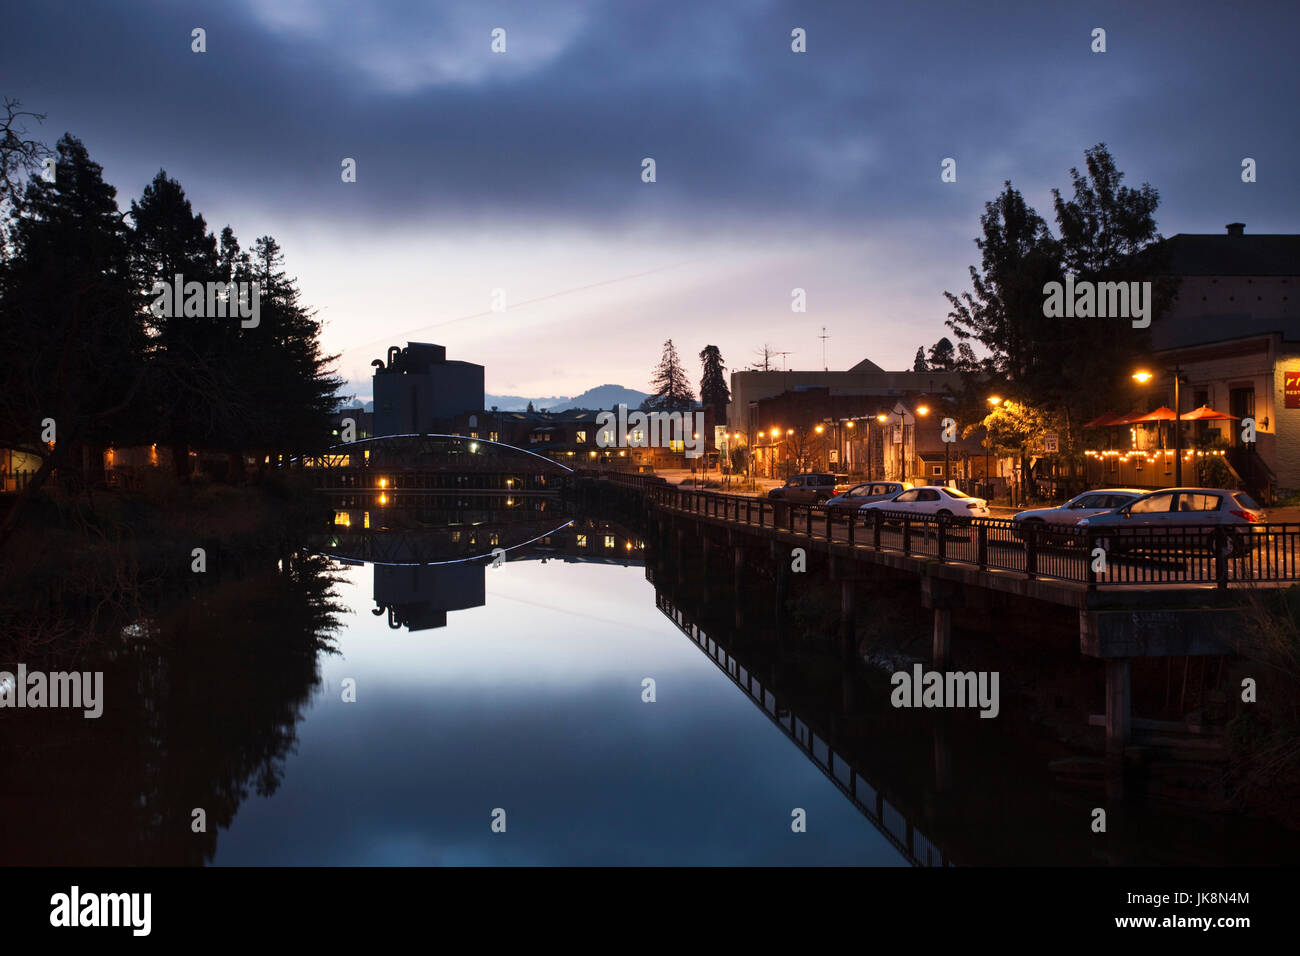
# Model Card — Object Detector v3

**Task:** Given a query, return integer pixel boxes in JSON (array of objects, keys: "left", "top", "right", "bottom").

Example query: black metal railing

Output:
[{"left": 581, "top": 470, "right": 1300, "bottom": 589}]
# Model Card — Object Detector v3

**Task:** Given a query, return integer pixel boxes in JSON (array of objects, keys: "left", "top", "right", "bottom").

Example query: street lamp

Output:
[
  {"left": 1133, "top": 367, "right": 1184, "bottom": 485},
  {"left": 985, "top": 396, "right": 1001, "bottom": 500}
]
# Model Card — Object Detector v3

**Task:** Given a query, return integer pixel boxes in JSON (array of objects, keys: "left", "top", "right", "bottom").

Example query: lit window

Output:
[
  {"left": 604, "top": 535, "right": 615, "bottom": 548},
  {"left": 470, "top": 431, "right": 479, "bottom": 439},
  {"left": 576, "top": 534, "right": 588, "bottom": 547},
  {"left": 490, "top": 432, "right": 499, "bottom": 442},
  {"left": 602, "top": 430, "right": 615, "bottom": 444},
  {"left": 576, "top": 431, "right": 587, "bottom": 443}
]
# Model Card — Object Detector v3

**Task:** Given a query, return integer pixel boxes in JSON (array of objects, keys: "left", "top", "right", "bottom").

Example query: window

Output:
[
  {"left": 1130, "top": 493, "right": 1175, "bottom": 515},
  {"left": 604, "top": 535, "right": 615, "bottom": 548},
  {"left": 576, "top": 431, "right": 587, "bottom": 443},
  {"left": 489, "top": 431, "right": 499, "bottom": 442},
  {"left": 602, "top": 430, "right": 615, "bottom": 444},
  {"left": 941, "top": 487, "right": 970, "bottom": 498},
  {"left": 917, "top": 489, "right": 940, "bottom": 501},
  {"left": 469, "top": 431, "right": 478, "bottom": 439},
  {"left": 1176, "top": 493, "right": 1220, "bottom": 512},
  {"left": 894, "top": 490, "right": 920, "bottom": 502},
  {"left": 576, "top": 534, "right": 588, "bottom": 547},
  {"left": 932, "top": 465, "right": 943, "bottom": 476}
]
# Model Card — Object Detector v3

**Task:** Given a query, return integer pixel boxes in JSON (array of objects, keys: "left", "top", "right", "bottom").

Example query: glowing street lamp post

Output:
[
  {"left": 986, "top": 396, "right": 1001, "bottom": 502},
  {"left": 1133, "top": 367, "right": 1184, "bottom": 486}
]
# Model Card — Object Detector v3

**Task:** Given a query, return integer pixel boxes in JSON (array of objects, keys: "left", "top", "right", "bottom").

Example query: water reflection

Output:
[
  {"left": 11, "top": 493, "right": 1299, "bottom": 865},
  {"left": 1, "top": 552, "right": 343, "bottom": 865}
]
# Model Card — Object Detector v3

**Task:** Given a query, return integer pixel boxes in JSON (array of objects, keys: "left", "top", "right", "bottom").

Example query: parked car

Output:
[
  {"left": 824, "top": 480, "right": 913, "bottom": 512},
  {"left": 767, "top": 473, "right": 851, "bottom": 504},
  {"left": 1012, "top": 488, "right": 1146, "bottom": 540},
  {"left": 1074, "top": 487, "right": 1267, "bottom": 556},
  {"left": 859, "top": 485, "right": 990, "bottom": 523}
]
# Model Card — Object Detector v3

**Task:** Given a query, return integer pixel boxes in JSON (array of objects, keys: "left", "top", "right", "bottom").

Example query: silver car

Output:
[
  {"left": 1075, "top": 487, "right": 1267, "bottom": 556},
  {"left": 1013, "top": 488, "right": 1146, "bottom": 540},
  {"left": 824, "top": 480, "right": 912, "bottom": 512}
]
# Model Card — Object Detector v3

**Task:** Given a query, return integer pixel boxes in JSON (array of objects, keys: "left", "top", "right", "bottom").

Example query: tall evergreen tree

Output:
[
  {"left": 130, "top": 169, "right": 232, "bottom": 475},
  {"left": 927, "top": 337, "right": 957, "bottom": 370},
  {"left": 912, "top": 347, "right": 928, "bottom": 372},
  {"left": 644, "top": 339, "right": 695, "bottom": 412},
  {"left": 0, "top": 134, "right": 145, "bottom": 541},
  {"left": 243, "top": 235, "right": 341, "bottom": 463},
  {"left": 698, "top": 344, "right": 730, "bottom": 418}
]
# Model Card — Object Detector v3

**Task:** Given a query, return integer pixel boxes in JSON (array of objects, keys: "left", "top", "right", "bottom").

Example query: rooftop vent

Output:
[{"left": 1226, "top": 222, "right": 1245, "bottom": 236}]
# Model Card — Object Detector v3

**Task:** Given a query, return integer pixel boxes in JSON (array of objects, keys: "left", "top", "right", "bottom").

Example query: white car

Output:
[{"left": 859, "top": 485, "right": 989, "bottom": 524}]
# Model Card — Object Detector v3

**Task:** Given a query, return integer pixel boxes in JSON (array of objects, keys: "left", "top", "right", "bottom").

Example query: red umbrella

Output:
[
  {"left": 1180, "top": 404, "right": 1238, "bottom": 421},
  {"left": 1128, "top": 406, "right": 1177, "bottom": 422}
]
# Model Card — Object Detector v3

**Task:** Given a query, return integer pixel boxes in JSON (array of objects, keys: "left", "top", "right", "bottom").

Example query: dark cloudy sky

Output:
[{"left": 3, "top": 0, "right": 1296, "bottom": 400}]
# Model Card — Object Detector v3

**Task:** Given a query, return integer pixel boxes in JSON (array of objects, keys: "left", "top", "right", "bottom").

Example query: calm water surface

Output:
[{"left": 210, "top": 557, "right": 906, "bottom": 865}]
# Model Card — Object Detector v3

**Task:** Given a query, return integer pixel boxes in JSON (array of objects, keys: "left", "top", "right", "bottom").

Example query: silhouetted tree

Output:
[
  {"left": 644, "top": 339, "right": 695, "bottom": 412},
  {"left": 698, "top": 344, "right": 730, "bottom": 418},
  {"left": 926, "top": 337, "right": 956, "bottom": 371},
  {"left": 0, "top": 134, "right": 146, "bottom": 545},
  {"left": 912, "top": 347, "right": 928, "bottom": 372}
]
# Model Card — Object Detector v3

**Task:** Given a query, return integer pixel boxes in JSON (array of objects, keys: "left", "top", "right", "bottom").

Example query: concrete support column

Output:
[
  {"left": 1105, "top": 658, "right": 1131, "bottom": 754},
  {"left": 932, "top": 608, "right": 952, "bottom": 669}
]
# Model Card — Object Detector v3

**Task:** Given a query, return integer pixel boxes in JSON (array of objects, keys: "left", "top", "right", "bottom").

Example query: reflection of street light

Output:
[{"left": 1133, "top": 367, "right": 1184, "bottom": 484}]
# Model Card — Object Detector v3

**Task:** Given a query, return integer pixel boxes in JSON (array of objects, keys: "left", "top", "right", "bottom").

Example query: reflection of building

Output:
[
  {"left": 372, "top": 562, "right": 485, "bottom": 630},
  {"left": 1147, "top": 224, "right": 1300, "bottom": 498},
  {"left": 372, "top": 342, "right": 484, "bottom": 436}
]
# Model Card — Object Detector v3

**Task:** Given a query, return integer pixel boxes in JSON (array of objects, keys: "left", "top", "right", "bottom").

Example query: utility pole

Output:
[{"left": 819, "top": 327, "right": 830, "bottom": 371}]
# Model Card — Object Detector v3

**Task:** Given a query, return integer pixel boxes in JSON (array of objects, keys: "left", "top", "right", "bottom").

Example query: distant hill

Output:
[
  {"left": 559, "top": 384, "right": 651, "bottom": 411},
  {"left": 485, "top": 384, "right": 649, "bottom": 412}
]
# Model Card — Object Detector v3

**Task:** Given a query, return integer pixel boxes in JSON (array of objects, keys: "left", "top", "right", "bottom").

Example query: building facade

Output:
[
  {"left": 372, "top": 342, "right": 485, "bottom": 436},
  {"left": 1145, "top": 224, "right": 1300, "bottom": 499}
]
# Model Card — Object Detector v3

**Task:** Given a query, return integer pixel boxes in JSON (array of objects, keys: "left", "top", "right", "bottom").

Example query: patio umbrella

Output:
[
  {"left": 1127, "top": 406, "right": 1177, "bottom": 422},
  {"left": 1180, "top": 404, "right": 1238, "bottom": 421}
]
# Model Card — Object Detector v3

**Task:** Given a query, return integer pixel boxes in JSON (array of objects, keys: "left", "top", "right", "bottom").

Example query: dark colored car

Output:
[{"left": 767, "top": 473, "right": 851, "bottom": 504}]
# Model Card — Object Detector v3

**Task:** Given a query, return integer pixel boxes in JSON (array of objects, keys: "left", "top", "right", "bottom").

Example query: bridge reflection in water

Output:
[
  {"left": 653, "top": 583, "right": 950, "bottom": 867},
  {"left": 310, "top": 496, "right": 645, "bottom": 632}
]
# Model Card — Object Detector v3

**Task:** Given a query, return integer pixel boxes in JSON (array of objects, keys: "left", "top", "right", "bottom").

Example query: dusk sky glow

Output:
[{"left": 4, "top": 0, "right": 1296, "bottom": 400}]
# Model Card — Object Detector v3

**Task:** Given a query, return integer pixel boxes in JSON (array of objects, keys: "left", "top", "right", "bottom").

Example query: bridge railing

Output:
[{"left": 585, "top": 471, "right": 1300, "bottom": 589}]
